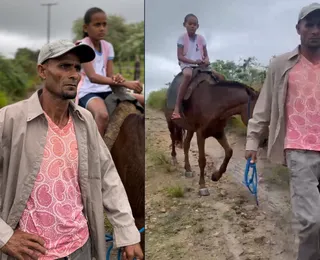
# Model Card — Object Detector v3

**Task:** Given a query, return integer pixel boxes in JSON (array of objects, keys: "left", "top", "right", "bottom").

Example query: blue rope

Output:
[
  {"left": 243, "top": 95, "right": 259, "bottom": 206},
  {"left": 243, "top": 158, "right": 258, "bottom": 206},
  {"left": 105, "top": 227, "right": 145, "bottom": 260}
]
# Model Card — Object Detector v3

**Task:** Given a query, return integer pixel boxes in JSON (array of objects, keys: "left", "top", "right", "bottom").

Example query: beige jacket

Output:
[
  {"left": 0, "top": 90, "right": 140, "bottom": 260},
  {"left": 246, "top": 46, "right": 300, "bottom": 164}
]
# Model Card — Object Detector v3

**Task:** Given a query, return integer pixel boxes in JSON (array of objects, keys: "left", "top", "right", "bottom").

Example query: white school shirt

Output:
[
  {"left": 78, "top": 41, "right": 115, "bottom": 99},
  {"left": 177, "top": 34, "right": 207, "bottom": 70}
]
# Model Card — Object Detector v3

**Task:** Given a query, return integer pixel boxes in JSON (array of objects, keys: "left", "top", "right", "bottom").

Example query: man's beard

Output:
[{"left": 61, "top": 91, "right": 77, "bottom": 100}]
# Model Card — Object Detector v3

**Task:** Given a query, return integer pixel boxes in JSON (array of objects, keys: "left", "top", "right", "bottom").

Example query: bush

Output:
[
  {"left": 225, "top": 116, "right": 247, "bottom": 136},
  {"left": 0, "top": 91, "right": 8, "bottom": 108},
  {"left": 147, "top": 88, "right": 167, "bottom": 110}
]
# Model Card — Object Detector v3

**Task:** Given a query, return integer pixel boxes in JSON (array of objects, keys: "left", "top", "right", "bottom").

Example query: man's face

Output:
[
  {"left": 297, "top": 10, "right": 320, "bottom": 49},
  {"left": 38, "top": 52, "right": 81, "bottom": 100}
]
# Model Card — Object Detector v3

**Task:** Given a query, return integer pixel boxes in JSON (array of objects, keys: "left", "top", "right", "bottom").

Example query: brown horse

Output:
[
  {"left": 104, "top": 101, "right": 145, "bottom": 251},
  {"left": 165, "top": 69, "right": 260, "bottom": 195},
  {"left": 165, "top": 69, "right": 226, "bottom": 164}
]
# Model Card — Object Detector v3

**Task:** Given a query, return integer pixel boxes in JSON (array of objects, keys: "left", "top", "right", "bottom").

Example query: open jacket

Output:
[
  {"left": 246, "top": 46, "right": 301, "bottom": 164},
  {"left": 0, "top": 90, "right": 140, "bottom": 260}
]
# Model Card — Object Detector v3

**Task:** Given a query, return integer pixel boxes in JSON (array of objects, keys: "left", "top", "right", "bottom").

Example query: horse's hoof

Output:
[
  {"left": 199, "top": 188, "right": 210, "bottom": 196},
  {"left": 185, "top": 171, "right": 194, "bottom": 178},
  {"left": 211, "top": 174, "right": 219, "bottom": 182}
]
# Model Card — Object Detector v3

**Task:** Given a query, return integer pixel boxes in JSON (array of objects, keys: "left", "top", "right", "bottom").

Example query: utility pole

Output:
[{"left": 41, "top": 2, "right": 58, "bottom": 43}]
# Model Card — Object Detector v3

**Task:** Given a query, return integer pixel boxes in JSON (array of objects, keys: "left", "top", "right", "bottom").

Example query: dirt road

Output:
[{"left": 146, "top": 108, "right": 297, "bottom": 260}]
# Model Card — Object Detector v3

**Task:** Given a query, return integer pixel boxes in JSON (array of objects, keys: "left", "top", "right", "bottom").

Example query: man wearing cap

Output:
[
  {"left": 0, "top": 40, "right": 143, "bottom": 260},
  {"left": 245, "top": 3, "right": 320, "bottom": 259}
]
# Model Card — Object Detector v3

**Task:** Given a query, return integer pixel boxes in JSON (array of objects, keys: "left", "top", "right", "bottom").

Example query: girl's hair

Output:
[
  {"left": 82, "top": 7, "right": 105, "bottom": 38},
  {"left": 183, "top": 13, "right": 198, "bottom": 25}
]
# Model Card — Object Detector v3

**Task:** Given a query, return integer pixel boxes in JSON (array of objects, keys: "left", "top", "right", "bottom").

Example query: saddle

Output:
[
  {"left": 105, "top": 86, "right": 144, "bottom": 116},
  {"left": 104, "top": 87, "right": 144, "bottom": 150},
  {"left": 184, "top": 67, "right": 220, "bottom": 100},
  {"left": 166, "top": 67, "right": 220, "bottom": 111}
]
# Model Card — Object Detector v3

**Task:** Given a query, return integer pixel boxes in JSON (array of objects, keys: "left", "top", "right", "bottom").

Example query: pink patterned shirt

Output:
[
  {"left": 285, "top": 55, "right": 320, "bottom": 150},
  {"left": 18, "top": 113, "right": 89, "bottom": 259}
]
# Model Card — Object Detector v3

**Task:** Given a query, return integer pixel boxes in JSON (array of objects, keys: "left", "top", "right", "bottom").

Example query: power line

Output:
[{"left": 41, "top": 2, "right": 58, "bottom": 43}]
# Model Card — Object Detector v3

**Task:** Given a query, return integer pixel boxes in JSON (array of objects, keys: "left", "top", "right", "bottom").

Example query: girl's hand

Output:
[
  {"left": 112, "top": 74, "right": 126, "bottom": 84},
  {"left": 203, "top": 59, "right": 210, "bottom": 66},
  {"left": 123, "top": 81, "right": 143, "bottom": 93}
]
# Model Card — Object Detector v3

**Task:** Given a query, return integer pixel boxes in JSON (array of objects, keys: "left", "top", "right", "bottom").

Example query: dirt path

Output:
[{"left": 146, "top": 108, "right": 298, "bottom": 260}]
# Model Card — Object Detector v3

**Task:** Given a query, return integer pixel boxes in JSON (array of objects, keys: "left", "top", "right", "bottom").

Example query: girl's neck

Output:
[
  {"left": 89, "top": 37, "right": 101, "bottom": 52},
  {"left": 187, "top": 32, "right": 196, "bottom": 38}
]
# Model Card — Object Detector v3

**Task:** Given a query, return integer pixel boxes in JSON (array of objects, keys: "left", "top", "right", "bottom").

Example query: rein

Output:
[{"left": 243, "top": 95, "right": 259, "bottom": 206}]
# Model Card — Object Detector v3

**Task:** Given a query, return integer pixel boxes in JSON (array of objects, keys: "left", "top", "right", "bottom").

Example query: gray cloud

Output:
[
  {"left": 145, "top": 0, "right": 308, "bottom": 96},
  {"left": 0, "top": 0, "right": 143, "bottom": 56}
]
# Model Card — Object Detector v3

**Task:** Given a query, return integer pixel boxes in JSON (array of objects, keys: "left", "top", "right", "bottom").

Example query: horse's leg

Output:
[
  {"left": 184, "top": 130, "right": 194, "bottom": 177},
  {"left": 197, "top": 131, "right": 210, "bottom": 196},
  {"left": 211, "top": 130, "right": 233, "bottom": 181},
  {"left": 169, "top": 122, "right": 178, "bottom": 165}
]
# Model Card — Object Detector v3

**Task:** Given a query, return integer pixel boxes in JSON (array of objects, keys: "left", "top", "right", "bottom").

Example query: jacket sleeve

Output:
[
  {"left": 0, "top": 107, "right": 14, "bottom": 248},
  {"left": 246, "top": 63, "right": 274, "bottom": 151},
  {"left": 0, "top": 220, "right": 14, "bottom": 249},
  {"left": 96, "top": 125, "right": 140, "bottom": 248}
]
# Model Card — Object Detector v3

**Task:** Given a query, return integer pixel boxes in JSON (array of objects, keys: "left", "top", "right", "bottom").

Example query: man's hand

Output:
[
  {"left": 122, "top": 243, "right": 143, "bottom": 260},
  {"left": 123, "top": 81, "right": 143, "bottom": 94},
  {"left": 0, "top": 230, "right": 46, "bottom": 260},
  {"left": 245, "top": 150, "right": 258, "bottom": 163}
]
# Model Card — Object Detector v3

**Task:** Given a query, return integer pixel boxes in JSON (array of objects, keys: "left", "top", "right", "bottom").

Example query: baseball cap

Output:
[
  {"left": 37, "top": 39, "right": 95, "bottom": 65},
  {"left": 298, "top": 2, "right": 320, "bottom": 21}
]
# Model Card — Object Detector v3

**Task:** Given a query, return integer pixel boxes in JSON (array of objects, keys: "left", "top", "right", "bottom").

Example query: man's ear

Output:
[
  {"left": 37, "top": 64, "right": 47, "bottom": 80},
  {"left": 296, "top": 22, "right": 301, "bottom": 36}
]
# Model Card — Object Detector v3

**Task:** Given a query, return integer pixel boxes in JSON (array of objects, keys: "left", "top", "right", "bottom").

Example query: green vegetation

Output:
[
  {"left": 0, "top": 15, "right": 144, "bottom": 108},
  {"left": 147, "top": 88, "right": 167, "bottom": 110},
  {"left": 165, "top": 185, "right": 185, "bottom": 198},
  {"left": 72, "top": 15, "right": 144, "bottom": 83}
]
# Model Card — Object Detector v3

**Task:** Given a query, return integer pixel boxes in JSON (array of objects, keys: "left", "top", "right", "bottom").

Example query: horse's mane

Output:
[{"left": 211, "top": 80, "right": 259, "bottom": 98}]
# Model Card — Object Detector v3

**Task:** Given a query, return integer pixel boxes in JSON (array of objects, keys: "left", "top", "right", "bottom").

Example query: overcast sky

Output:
[
  {"left": 0, "top": 0, "right": 143, "bottom": 57},
  {"left": 145, "top": 0, "right": 310, "bottom": 96}
]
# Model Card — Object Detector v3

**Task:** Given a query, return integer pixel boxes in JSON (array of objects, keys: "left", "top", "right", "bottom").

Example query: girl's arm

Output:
[
  {"left": 177, "top": 45, "right": 197, "bottom": 64},
  {"left": 82, "top": 62, "right": 121, "bottom": 86},
  {"left": 106, "top": 43, "right": 115, "bottom": 77},
  {"left": 106, "top": 59, "right": 113, "bottom": 77},
  {"left": 203, "top": 46, "right": 210, "bottom": 63}
]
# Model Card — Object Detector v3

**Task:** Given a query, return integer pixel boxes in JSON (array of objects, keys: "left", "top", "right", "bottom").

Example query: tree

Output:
[
  {"left": 72, "top": 15, "right": 144, "bottom": 62},
  {"left": 72, "top": 15, "right": 144, "bottom": 81},
  {"left": 211, "top": 57, "right": 267, "bottom": 89},
  {"left": 0, "top": 55, "right": 28, "bottom": 98}
]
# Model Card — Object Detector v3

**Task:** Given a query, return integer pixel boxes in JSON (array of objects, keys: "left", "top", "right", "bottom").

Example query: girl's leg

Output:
[
  {"left": 172, "top": 68, "right": 192, "bottom": 119},
  {"left": 86, "top": 97, "right": 109, "bottom": 137},
  {"left": 131, "top": 93, "right": 145, "bottom": 107}
]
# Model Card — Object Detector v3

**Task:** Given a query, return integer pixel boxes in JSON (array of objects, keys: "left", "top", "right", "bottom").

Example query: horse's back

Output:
[{"left": 166, "top": 68, "right": 214, "bottom": 111}]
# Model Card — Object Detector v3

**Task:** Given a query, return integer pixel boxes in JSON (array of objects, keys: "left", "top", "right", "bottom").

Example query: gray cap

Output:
[
  {"left": 37, "top": 39, "right": 95, "bottom": 65},
  {"left": 298, "top": 2, "right": 320, "bottom": 21}
]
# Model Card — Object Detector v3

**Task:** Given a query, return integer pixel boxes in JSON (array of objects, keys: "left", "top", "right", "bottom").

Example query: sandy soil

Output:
[{"left": 145, "top": 108, "right": 298, "bottom": 260}]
